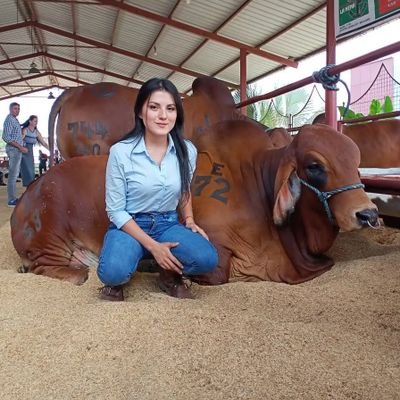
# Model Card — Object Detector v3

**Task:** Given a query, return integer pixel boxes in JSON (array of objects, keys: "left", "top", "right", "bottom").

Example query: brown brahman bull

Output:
[
  {"left": 48, "top": 82, "right": 138, "bottom": 160},
  {"left": 11, "top": 122, "right": 378, "bottom": 285},
  {"left": 265, "top": 127, "right": 292, "bottom": 148},
  {"left": 48, "top": 77, "right": 244, "bottom": 160},
  {"left": 312, "top": 114, "right": 400, "bottom": 168}
]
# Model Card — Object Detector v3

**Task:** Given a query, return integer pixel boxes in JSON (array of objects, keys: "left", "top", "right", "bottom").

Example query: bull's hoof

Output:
[
  {"left": 17, "top": 265, "right": 29, "bottom": 273},
  {"left": 68, "top": 270, "right": 89, "bottom": 285},
  {"left": 191, "top": 276, "right": 227, "bottom": 285}
]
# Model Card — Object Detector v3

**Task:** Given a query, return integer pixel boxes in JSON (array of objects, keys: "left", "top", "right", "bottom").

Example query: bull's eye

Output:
[
  {"left": 306, "top": 162, "right": 324, "bottom": 174},
  {"left": 305, "top": 162, "right": 326, "bottom": 187}
]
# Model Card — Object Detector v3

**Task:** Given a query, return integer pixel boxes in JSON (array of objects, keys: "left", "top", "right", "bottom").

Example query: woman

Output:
[
  {"left": 97, "top": 78, "right": 218, "bottom": 301},
  {"left": 20, "top": 115, "right": 49, "bottom": 186}
]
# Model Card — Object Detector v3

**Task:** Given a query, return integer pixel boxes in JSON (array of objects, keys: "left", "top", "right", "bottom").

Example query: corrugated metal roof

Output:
[
  {"left": 0, "top": 0, "right": 353, "bottom": 99},
  {"left": 174, "top": 0, "right": 244, "bottom": 31},
  {"left": 34, "top": 1, "right": 73, "bottom": 31}
]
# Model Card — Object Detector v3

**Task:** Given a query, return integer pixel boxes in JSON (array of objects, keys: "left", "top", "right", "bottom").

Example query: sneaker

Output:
[
  {"left": 7, "top": 198, "right": 18, "bottom": 207},
  {"left": 0, "top": 182, "right": 6, "bottom": 186},
  {"left": 98, "top": 285, "right": 124, "bottom": 301}
]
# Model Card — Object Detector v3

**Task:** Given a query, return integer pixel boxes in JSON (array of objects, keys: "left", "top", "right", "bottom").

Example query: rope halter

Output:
[
  {"left": 299, "top": 178, "right": 365, "bottom": 222},
  {"left": 312, "top": 64, "right": 352, "bottom": 118},
  {"left": 312, "top": 64, "right": 340, "bottom": 91}
]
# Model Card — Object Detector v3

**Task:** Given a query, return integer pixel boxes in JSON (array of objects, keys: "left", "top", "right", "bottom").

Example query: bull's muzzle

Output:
[{"left": 355, "top": 208, "right": 379, "bottom": 228}]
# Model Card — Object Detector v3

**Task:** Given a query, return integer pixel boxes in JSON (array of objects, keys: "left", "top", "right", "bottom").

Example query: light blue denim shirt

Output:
[{"left": 105, "top": 134, "right": 197, "bottom": 229}]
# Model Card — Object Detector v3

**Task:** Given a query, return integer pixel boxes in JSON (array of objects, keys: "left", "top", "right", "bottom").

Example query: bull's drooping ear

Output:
[{"left": 273, "top": 158, "right": 301, "bottom": 226}]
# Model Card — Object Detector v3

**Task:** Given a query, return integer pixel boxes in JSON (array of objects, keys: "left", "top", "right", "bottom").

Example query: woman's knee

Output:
[
  {"left": 186, "top": 241, "right": 219, "bottom": 275},
  {"left": 97, "top": 255, "right": 135, "bottom": 286},
  {"left": 97, "top": 227, "right": 142, "bottom": 285},
  {"left": 201, "top": 244, "right": 219, "bottom": 272}
]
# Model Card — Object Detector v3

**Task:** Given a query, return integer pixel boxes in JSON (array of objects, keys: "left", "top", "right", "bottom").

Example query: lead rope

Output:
[
  {"left": 299, "top": 178, "right": 365, "bottom": 222},
  {"left": 312, "top": 64, "right": 352, "bottom": 119}
]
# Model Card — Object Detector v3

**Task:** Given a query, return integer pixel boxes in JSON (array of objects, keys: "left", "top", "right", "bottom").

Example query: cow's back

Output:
[
  {"left": 343, "top": 119, "right": 400, "bottom": 167},
  {"left": 56, "top": 83, "right": 138, "bottom": 158},
  {"left": 313, "top": 115, "right": 400, "bottom": 168},
  {"left": 183, "top": 77, "right": 240, "bottom": 140}
]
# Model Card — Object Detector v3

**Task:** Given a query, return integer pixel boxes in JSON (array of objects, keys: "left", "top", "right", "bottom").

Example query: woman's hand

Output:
[
  {"left": 185, "top": 219, "right": 209, "bottom": 240},
  {"left": 151, "top": 242, "right": 183, "bottom": 274}
]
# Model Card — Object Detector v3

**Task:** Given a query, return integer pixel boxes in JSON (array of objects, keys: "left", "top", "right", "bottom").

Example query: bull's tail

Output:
[{"left": 48, "top": 88, "right": 75, "bottom": 166}]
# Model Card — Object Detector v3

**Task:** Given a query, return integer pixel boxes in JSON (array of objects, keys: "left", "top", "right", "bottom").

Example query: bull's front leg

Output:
[{"left": 26, "top": 264, "right": 89, "bottom": 285}]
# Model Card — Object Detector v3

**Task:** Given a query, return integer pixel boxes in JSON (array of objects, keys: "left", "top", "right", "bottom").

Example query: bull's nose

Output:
[{"left": 356, "top": 208, "right": 379, "bottom": 227}]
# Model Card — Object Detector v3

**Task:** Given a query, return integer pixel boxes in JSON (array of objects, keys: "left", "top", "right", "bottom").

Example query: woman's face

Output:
[
  {"left": 140, "top": 90, "right": 177, "bottom": 138},
  {"left": 30, "top": 117, "right": 38, "bottom": 127}
]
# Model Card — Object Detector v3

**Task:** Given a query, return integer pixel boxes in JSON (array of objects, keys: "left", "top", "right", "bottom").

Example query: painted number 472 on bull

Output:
[{"left": 192, "top": 162, "right": 231, "bottom": 204}]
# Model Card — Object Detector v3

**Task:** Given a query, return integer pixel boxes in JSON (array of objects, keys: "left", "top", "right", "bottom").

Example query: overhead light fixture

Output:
[
  {"left": 28, "top": 61, "right": 40, "bottom": 74},
  {"left": 48, "top": 91, "right": 55, "bottom": 99},
  {"left": 153, "top": 46, "right": 157, "bottom": 56}
]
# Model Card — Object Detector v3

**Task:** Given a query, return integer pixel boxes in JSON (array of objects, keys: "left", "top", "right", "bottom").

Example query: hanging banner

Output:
[{"left": 335, "top": 0, "right": 400, "bottom": 38}]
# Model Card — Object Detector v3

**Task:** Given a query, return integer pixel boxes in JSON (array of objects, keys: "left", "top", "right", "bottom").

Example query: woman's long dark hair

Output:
[
  {"left": 121, "top": 78, "right": 191, "bottom": 199},
  {"left": 21, "top": 115, "right": 37, "bottom": 129}
]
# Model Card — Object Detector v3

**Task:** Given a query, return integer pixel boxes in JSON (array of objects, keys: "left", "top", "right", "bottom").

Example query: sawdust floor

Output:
[{"left": 0, "top": 198, "right": 399, "bottom": 399}]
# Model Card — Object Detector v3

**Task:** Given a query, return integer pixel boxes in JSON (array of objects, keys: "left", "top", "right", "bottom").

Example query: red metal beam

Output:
[
  {"left": 71, "top": 0, "right": 79, "bottom": 82},
  {"left": 51, "top": 72, "right": 90, "bottom": 85},
  {"left": 0, "top": 52, "right": 45, "bottom": 66},
  {"left": 46, "top": 52, "right": 144, "bottom": 84},
  {"left": 0, "top": 73, "right": 48, "bottom": 86},
  {"left": 339, "top": 111, "right": 400, "bottom": 124},
  {"left": 328, "top": 42, "right": 400, "bottom": 76},
  {"left": 361, "top": 176, "right": 400, "bottom": 195},
  {"left": 0, "top": 52, "right": 143, "bottom": 86},
  {"left": 1, "top": 86, "right": 12, "bottom": 96},
  {"left": 240, "top": 48, "right": 247, "bottom": 116},
  {"left": 0, "top": 72, "right": 92, "bottom": 100},
  {"left": 209, "top": 4, "right": 325, "bottom": 91},
  {"left": 0, "top": 42, "right": 94, "bottom": 48},
  {"left": 100, "top": 5, "right": 121, "bottom": 83},
  {"left": 97, "top": 0, "right": 297, "bottom": 67},
  {"left": 236, "top": 41, "right": 400, "bottom": 108},
  {"left": 166, "top": 0, "right": 254, "bottom": 82},
  {"left": 325, "top": 0, "right": 337, "bottom": 129},
  {"left": 132, "top": 0, "right": 181, "bottom": 85},
  {"left": 32, "top": 21, "right": 239, "bottom": 88},
  {"left": 0, "top": 45, "right": 33, "bottom": 90},
  {"left": 21, "top": 0, "right": 60, "bottom": 88},
  {"left": 259, "top": 4, "right": 326, "bottom": 47},
  {"left": 0, "top": 21, "right": 30, "bottom": 33},
  {"left": 0, "top": 86, "right": 56, "bottom": 100}
]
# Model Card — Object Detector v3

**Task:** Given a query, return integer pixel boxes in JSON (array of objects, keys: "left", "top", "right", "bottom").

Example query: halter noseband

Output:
[{"left": 299, "top": 178, "right": 365, "bottom": 222}]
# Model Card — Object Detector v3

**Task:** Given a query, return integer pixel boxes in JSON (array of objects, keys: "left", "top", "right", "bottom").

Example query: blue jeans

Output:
[
  {"left": 20, "top": 143, "right": 35, "bottom": 187},
  {"left": 5, "top": 145, "right": 22, "bottom": 202},
  {"left": 97, "top": 211, "right": 219, "bottom": 286}
]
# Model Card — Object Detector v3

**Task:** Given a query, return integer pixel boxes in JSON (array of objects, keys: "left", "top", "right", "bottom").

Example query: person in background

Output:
[
  {"left": 97, "top": 78, "right": 218, "bottom": 301},
  {"left": 0, "top": 171, "right": 6, "bottom": 186},
  {"left": 53, "top": 149, "right": 61, "bottom": 165},
  {"left": 38, "top": 149, "right": 48, "bottom": 175},
  {"left": 20, "top": 115, "right": 49, "bottom": 187},
  {"left": 2, "top": 102, "right": 28, "bottom": 207}
]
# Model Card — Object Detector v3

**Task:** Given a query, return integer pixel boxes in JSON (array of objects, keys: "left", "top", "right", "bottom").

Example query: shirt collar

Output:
[{"left": 131, "top": 134, "right": 176, "bottom": 154}]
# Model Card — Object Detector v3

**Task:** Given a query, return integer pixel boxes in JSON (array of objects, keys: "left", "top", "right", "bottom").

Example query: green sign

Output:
[{"left": 335, "top": 0, "right": 400, "bottom": 38}]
